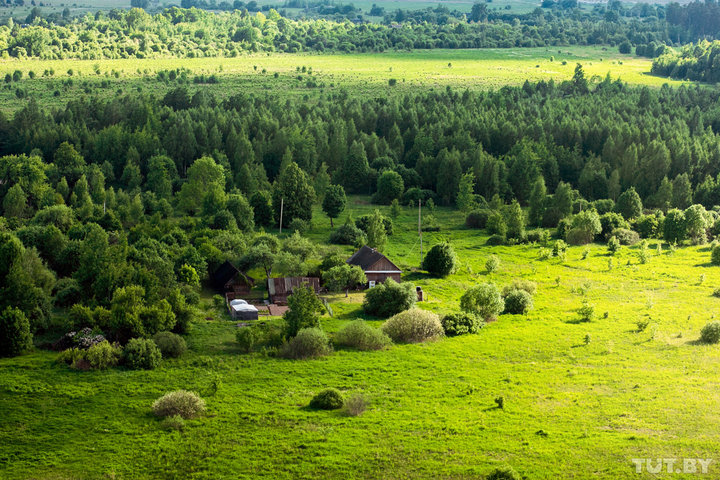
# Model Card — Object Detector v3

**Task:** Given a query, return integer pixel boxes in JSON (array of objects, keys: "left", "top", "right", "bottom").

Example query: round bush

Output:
[
  {"left": 123, "top": 338, "right": 161, "bottom": 370},
  {"left": 503, "top": 289, "right": 533, "bottom": 314},
  {"left": 280, "top": 327, "right": 332, "bottom": 359},
  {"left": 362, "top": 279, "right": 416, "bottom": 318},
  {"left": 460, "top": 283, "right": 504, "bottom": 321},
  {"left": 152, "top": 390, "right": 206, "bottom": 419},
  {"left": 152, "top": 331, "right": 187, "bottom": 358},
  {"left": 700, "top": 321, "right": 720, "bottom": 344},
  {"left": 485, "top": 255, "right": 500, "bottom": 273},
  {"left": 0, "top": 307, "right": 32, "bottom": 357},
  {"left": 422, "top": 242, "right": 457, "bottom": 277},
  {"left": 309, "top": 388, "right": 344, "bottom": 410},
  {"left": 441, "top": 312, "right": 482, "bottom": 336},
  {"left": 486, "top": 234, "right": 505, "bottom": 246},
  {"left": 502, "top": 280, "right": 537, "bottom": 297},
  {"left": 236, "top": 327, "right": 259, "bottom": 353},
  {"left": 381, "top": 308, "right": 444, "bottom": 343},
  {"left": 712, "top": 245, "right": 720, "bottom": 266},
  {"left": 465, "top": 210, "right": 489, "bottom": 229},
  {"left": 333, "top": 321, "right": 392, "bottom": 350}
]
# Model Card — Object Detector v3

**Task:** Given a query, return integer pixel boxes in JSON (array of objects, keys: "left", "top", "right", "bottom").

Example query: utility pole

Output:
[
  {"left": 279, "top": 197, "right": 284, "bottom": 234},
  {"left": 418, "top": 199, "right": 423, "bottom": 267}
]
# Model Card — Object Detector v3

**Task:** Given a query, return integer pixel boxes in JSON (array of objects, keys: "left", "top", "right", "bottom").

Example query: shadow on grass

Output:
[
  {"left": 565, "top": 318, "right": 591, "bottom": 325},
  {"left": 403, "top": 271, "right": 433, "bottom": 282}
]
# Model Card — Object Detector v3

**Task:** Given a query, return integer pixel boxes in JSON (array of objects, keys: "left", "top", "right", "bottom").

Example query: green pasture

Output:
[
  {"left": 0, "top": 47, "right": 684, "bottom": 114},
  {"left": 2, "top": 197, "right": 720, "bottom": 479}
]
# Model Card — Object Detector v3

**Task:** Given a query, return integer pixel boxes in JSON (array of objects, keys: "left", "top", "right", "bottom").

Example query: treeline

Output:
[
  {"left": 651, "top": 40, "right": 720, "bottom": 82},
  {"left": 0, "top": 5, "right": 688, "bottom": 60}
]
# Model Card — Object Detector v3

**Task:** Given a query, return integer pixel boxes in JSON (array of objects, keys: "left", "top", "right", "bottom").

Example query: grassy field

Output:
[
  {"left": 0, "top": 47, "right": 684, "bottom": 115},
  {"left": 2, "top": 198, "right": 720, "bottom": 479}
]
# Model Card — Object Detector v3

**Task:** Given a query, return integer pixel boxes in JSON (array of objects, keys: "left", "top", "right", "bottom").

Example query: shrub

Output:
[
  {"left": 712, "top": 245, "right": 720, "bottom": 266},
  {"left": 334, "top": 321, "right": 391, "bottom": 350},
  {"left": 526, "top": 229, "right": 549, "bottom": 244},
  {"left": 565, "top": 227, "right": 594, "bottom": 246},
  {"left": 503, "top": 289, "right": 533, "bottom": 314},
  {"left": 309, "top": 388, "right": 344, "bottom": 410},
  {"left": 161, "top": 415, "right": 186, "bottom": 431},
  {"left": 607, "top": 236, "right": 620, "bottom": 254},
  {"left": 486, "top": 466, "right": 521, "bottom": 480},
  {"left": 362, "top": 279, "right": 416, "bottom": 318},
  {"left": 236, "top": 327, "right": 259, "bottom": 353},
  {"left": 355, "top": 214, "right": 393, "bottom": 236},
  {"left": 465, "top": 209, "right": 490, "bottom": 229},
  {"left": 0, "top": 307, "right": 33, "bottom": 357},
  {"left": 502, "top": 279, "right": 537, "bottom": 297},
  {"left": 68, "top": 304, "right": 95, "bottom": 330},
  {"left": 635, "top": 214, "right": 659, "bottom": 238},
  {"left": 600, "top": 212, "right": 628, "bottom": 237},
  {"left": 611, "top": 228, "right": 640, "bottom": 245},
  {"left": 460, "top": 283, "right": 504, "bottom": 321},
  {"left": 441, "top": 312, "right": 482, "bottom": 336},
  {"left": 700, "top": 321, "right": 720, "bottom": 344},
  {"left": 577, "top": 302, "right": 595, "bottom": 322},
  {"left": 288, "top": 218, "right": 310, "bottom": 234},
  {"left": 152, "top": 390, "right": 206, "bottom": 419},
  {"left": 552, "top": 240, "right": 567, "bottom": 257},
  {"left": 485, "top": 255, "right": 500, "bottom": 273},
  {"left": 123, "top": 338, "right": 161, "bottom": 370},
  {"left": 381, "top": 308, "right": 444, "bottom": 343},
  {"left": 486, "top": 234, "right": 505, "bottom": 246},
  {"left": 422, "top": 242, "right": 457, "bottom": 277},
  {"left": 152, "top": 331, "right": 187, "bottom": 358},
  {"left": 84, "top": 340, "right": 122, "bottom": 369},
  {"left": 279, "top": 327, "right": 332, "bottom": 359},
  {"left": 329, "top": 222, "right": 367, "bottom": 246},
  {"left": 486, "top": 211, "right": 507, "bottom": 236},
  {"left": 343, "top": 393, "right": 368, "bottom": 416}
]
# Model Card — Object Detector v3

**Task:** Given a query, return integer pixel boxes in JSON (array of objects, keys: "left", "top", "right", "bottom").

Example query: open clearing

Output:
[
  {"left": 2, "top": 198, "right": 720, "bottom": 479},
  {"left": 0, "top": 47, "right": 684, "bottom": 114}
]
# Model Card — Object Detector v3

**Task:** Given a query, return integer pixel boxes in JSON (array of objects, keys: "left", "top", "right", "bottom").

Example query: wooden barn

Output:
[
  {"left": 346, "top": 246, "right": 402, "bottom": 287},
  {"left": 267, "top": 276, "right": 321, "bottom": 304},
  {"left": 211, "top": 261, "right": 254, "bottom": 295}
]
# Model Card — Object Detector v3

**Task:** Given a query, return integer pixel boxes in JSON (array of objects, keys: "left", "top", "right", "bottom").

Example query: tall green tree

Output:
[
  {"left": 366, "top": 209, "right": 387, "bottom": 251},
  {"left": 272, "top": 162, "right": 315, "bottom": 228},
  {"left": 528, "top": 177, "right": 547, "bottom": 227},
  {"left": 616, "top": 187, "right": 643, "bottom": 220},
  {"left": 322, "top": 184, "right": 346, "bottom": 228},
  {"left": 456, "top": 172, "right": 477, "bottom": 213}
]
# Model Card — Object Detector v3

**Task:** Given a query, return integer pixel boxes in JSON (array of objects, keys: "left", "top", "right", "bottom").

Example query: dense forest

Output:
[
  {"left": 652, "top": 40, "right": 720, "bottom": 82},
  {"left": 1, "top": 2, "right": 716, "bottom": 60}
]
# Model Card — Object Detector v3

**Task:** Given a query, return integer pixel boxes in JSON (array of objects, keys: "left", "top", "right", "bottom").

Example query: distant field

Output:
[
  {"left": 0, "top": 47, "right": 685, "bottom": 115},
  {"left": 3, "top": 198, "right": 720, "bottom": 479}
]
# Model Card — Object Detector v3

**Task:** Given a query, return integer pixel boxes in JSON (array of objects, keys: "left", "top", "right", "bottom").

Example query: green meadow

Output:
[
  {"left": 0, "top": 47, "right": 684, "bottom": 114},
  {"left": 2, "top": 197, "right": 720, "bottom": 479}
]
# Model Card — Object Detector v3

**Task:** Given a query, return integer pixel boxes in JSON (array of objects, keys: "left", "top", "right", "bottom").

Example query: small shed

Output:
[
  {"left": 346, "top": 246, "right": 402, "bottom": 287},
  {"left": 229, "top": 299, "right": 259, "bottom": 320},
  {"left": 211, "top": 261, "right": 254, "bottom": 295},
  {"left": 267, "top": 277, "right": 321, "bottom": 304}
]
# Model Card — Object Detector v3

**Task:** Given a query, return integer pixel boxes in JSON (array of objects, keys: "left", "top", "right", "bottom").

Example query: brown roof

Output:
[{"left": 346, "top": 246, "right": 401, "bottom": 272}]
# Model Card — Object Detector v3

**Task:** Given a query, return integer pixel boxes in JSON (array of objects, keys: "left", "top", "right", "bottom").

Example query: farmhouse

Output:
[
  {"left": 346, "top": 246, "right": 402, "bottom": 287},
  {"left": 211, "top": 261, "right": 255, "bottom": 295},
  {"left": 268, "top": 276, "right": 321, "bottom": 303}
]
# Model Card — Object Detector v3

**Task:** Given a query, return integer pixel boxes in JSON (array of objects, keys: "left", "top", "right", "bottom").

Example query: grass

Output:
[
  {"left": 0, "top": 46, "right": 686, "bottom": 115},
  {"left": 3, "top": 198, "right": 720, "bottom": 479}
]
